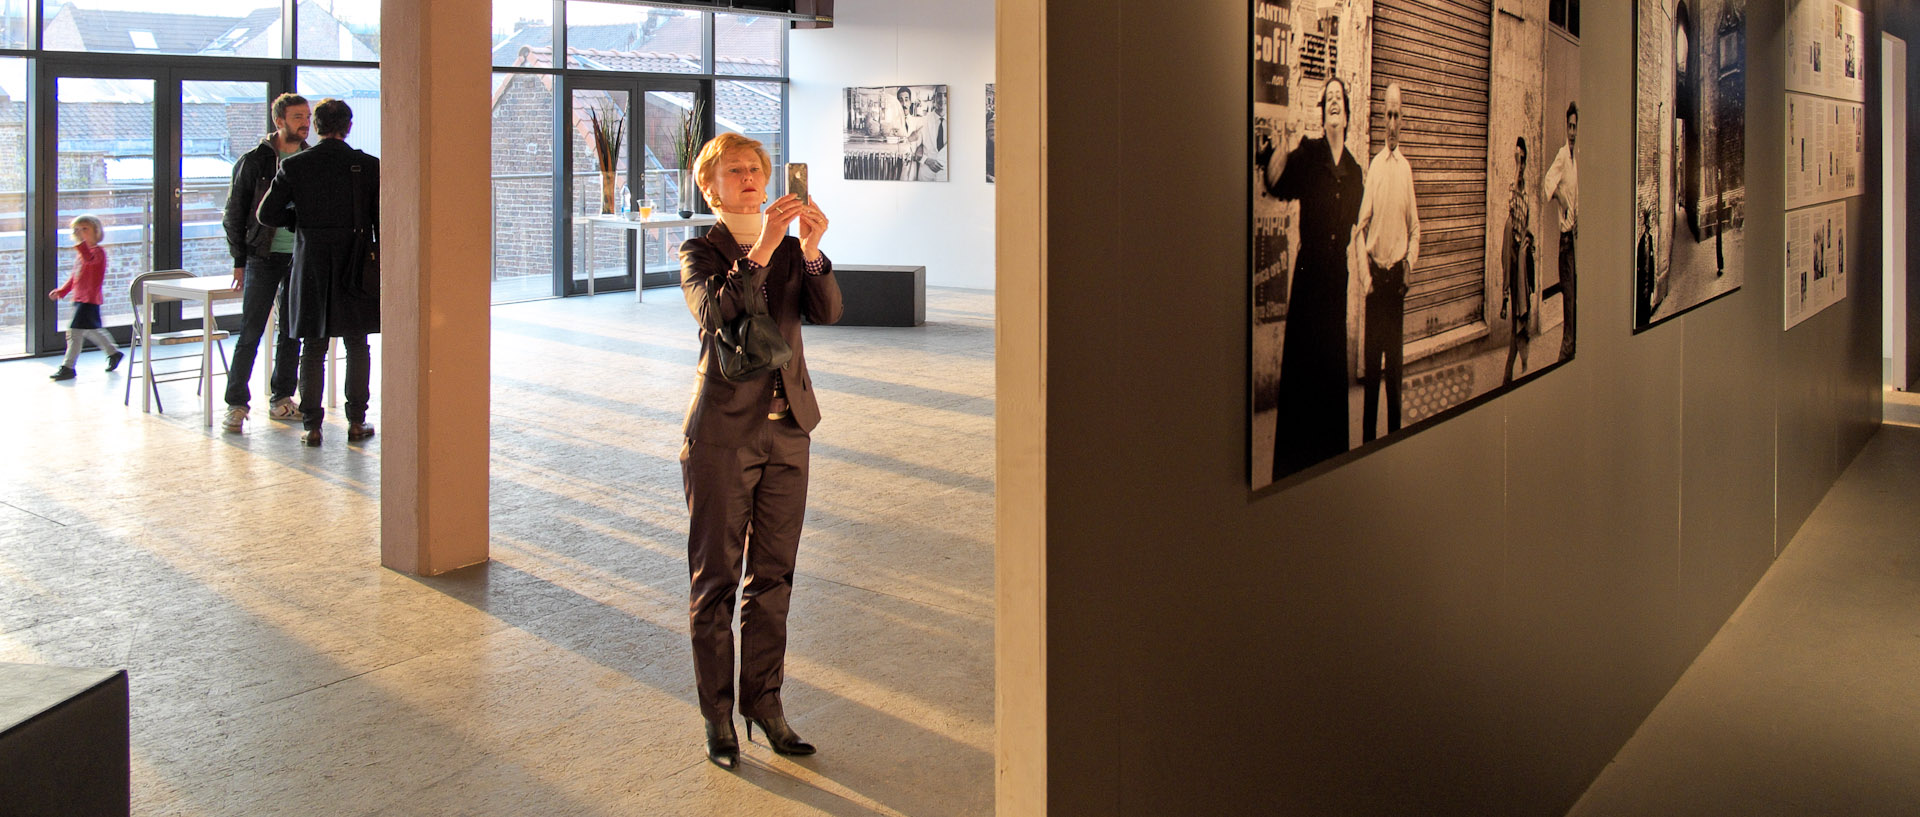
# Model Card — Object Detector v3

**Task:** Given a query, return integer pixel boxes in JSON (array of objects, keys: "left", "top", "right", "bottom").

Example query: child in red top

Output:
[{"left": 48, "top": 214, "right": 123, "bottom": 381}]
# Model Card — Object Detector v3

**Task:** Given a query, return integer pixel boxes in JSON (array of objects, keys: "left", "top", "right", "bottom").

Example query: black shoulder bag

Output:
[
  {"left": 349, "top": 159, "right": 380, "bottom": 299},
  {"left": 714, "top": 260, "right": 793, "bottom": 382}
]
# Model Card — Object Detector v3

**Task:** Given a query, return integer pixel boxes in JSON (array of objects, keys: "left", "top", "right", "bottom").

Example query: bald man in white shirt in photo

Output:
[
  {"left": 1353, "top": 82, "right": 1421, "bottom": 442},
  {"left": 1543, "top": 101, "right": 1578, "bottom": 360}
]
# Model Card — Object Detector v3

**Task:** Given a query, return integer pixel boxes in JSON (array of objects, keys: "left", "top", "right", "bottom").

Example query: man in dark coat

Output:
[
  {"left": 256, "top": 98, "right": 380, "bottom": 446},
  {"left": 219, "top": 93, "right": 309, "bottom": 433},
  {"left": 1258, "top": 77, "right": 1365, "bottom": 482}
]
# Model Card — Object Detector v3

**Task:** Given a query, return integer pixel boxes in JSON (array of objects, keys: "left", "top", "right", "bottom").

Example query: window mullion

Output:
[
  {"left": 283, "top": 0, "right": 297, "bottom": 60},
  {"left": 702, "top": 9, "right": 714, "bottom": 74}
]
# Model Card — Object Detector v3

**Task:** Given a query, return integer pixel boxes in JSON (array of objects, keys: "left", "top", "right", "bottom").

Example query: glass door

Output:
[
  {"left": 639, "top": 88, "right": 701, "bottom": 290},
  {"left": 48, "top": 72, "right": 155, "bottom": 346},
  {"left": 0, "top": 57, "right": 28, "bottom": 358},
  {"left": 568, "top": 81, "right": 635, "bottom": 295},
  {"left": 33, "top": 63, "right": 281, "bottom": 353},
  {"left": 564, "top": 77, "right": 704, "bottom": 296},
  {"left": 181, "top": 77, "right": 275, "bottom": 328}
]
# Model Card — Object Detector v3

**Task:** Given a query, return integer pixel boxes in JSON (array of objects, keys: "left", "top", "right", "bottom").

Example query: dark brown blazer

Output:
[{"left": 679, "top": 222, "right": 843, "bottom": 448}]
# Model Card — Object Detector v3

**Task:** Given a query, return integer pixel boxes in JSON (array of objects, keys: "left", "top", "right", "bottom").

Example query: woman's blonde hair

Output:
[
  {"left": 692, "top": 133, "right": 772, "bottom": 208},
  {"left": 69, "top": 214, "right": 103, "bottom": 236}
]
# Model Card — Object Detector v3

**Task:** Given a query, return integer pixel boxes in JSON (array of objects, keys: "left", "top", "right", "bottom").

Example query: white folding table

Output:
[
  {"left": 139, "top": 275, "right": 241, "bottom": 427},
  {"left": 576, "top": 213, "right": 718, "bottom": 300}
]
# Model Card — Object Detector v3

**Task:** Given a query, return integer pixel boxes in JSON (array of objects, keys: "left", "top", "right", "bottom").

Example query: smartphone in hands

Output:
[{"left": 786, "top": 163, "right": 809, "bottom": 205}]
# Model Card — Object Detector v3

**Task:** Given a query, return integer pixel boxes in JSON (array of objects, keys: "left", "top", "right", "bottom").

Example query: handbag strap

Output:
[
  {"left": 714, "top": 230, "right": 772, "bottom": 318},
  {"left": 742, "top": 268, "right": 773, "bottom": 318}
]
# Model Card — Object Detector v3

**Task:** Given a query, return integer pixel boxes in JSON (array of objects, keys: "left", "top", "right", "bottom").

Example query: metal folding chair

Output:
[{"left": 124, "top": 270, "right": 231, "bottom": 413}]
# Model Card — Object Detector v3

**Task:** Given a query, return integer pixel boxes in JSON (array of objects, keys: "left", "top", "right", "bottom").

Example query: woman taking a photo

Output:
[{"left": 678, "top": 133, "right": 840, "bottom": 770}]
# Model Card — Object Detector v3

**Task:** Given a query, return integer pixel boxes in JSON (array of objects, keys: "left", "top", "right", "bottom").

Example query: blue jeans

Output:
[{"left": 223, "top": 253, "right": 302, "bottom": 408}]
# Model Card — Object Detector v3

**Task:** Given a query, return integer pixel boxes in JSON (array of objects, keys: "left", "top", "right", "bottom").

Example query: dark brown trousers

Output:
[{"left": 681, "top": 415, "right": 810, "bottom": 724}]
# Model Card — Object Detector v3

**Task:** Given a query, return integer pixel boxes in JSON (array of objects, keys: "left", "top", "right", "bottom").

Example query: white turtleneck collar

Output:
[{"left": 717, "top": 210, "right": 765, "bottom": 242}]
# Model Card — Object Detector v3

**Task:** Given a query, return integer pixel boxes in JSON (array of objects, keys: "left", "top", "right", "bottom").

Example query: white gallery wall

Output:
[{"left": 788, "top": 0, "right": 997, "bottom": 290}]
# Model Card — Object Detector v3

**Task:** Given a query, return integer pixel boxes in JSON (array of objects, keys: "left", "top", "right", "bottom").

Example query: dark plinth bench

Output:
[
  {"left": 0, "top": 663, "right": 129, "bottom": 817},
  {"left": 834, "top": 265, "right": 925, "bottom": 327}
]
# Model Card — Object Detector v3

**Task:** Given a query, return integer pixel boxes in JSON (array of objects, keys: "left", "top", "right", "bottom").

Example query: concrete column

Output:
[
  {"left": 378, "top": 0, "right": 491, "bottom": 575},
  {"left": 995, "top": 0, "right": 1047, "bottom": 812}
]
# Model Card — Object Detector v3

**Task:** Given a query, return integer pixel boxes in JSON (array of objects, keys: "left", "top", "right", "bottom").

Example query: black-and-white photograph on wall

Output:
[
  {"left": 1251, "top": 0, "right": 1580, "bottom": 491},
  {"left": 842, "top": 84, "right": 949, "bottom": 182},
  {"left": 986, "top": 83, "right": 996, "bottom": 183},
  {"left": 1634, "top": 0, "right": 1747, "bottom": 331}
]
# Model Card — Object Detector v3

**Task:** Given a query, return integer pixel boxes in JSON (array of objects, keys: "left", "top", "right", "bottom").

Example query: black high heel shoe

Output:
[
  {"left": 705, "top": 719, "right": 740, "bottom": 770},
  {"left": 745, "top": 715, "right": 816, "bottom": 756}
]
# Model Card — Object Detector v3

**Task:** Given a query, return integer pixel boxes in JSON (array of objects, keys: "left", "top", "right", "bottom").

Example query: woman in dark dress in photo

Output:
[
  {"left": 1505, "top": 137, "right": 1534, "bottom": 383},
  {"left": 1258, "top": 77, "right": 1365, "bottom": 481}
]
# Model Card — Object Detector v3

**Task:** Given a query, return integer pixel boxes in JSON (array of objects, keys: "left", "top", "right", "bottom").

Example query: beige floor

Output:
[
  {"left": 1570, "top": 424, "right": 1920, "bottom": 816},
  {"left": 0, "top": 287, "right": 994, "bottom": 816}
]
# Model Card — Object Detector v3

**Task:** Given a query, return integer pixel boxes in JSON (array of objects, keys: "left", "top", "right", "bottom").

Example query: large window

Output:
[
  {"left": 0, "top": 58, "right": 24, "bottom": 355},
  {"left": 565, "top": 2, "right": 702, "bottom": 74},
  {"left": 42, "top": 0, "right": 285, "bottom": 58},
  {"left": 2, "top": 0, "right": 393, "bottom": 358},
  {"left": 35, "top": 0, "right": 379, "bottom": 59},
  {"left": 184, "top": 79, "right": 271, "bottom": 321},
  {"left": 2, "top": 0, "right": 28, "bottom": 49},
  {"left": 492, "top": 0, "right": 553, "bottom": 69},
  {"left": 298, "top": 66, "right": 382, "bottom": 156},
  {"left": 492, "top": 71, "right": 556, "bottom": 302},
  {"left": 489, "top": 0, "right": 790, "bottom": 303},
  {"left": 715, "top": 12, "right": 782, "bottom": 77},
  {"left": 53, "top": 75, "right": 152, "bottom": 331},
  {"left": 298, "top": 0, "right": 378, "bottom": 61},
  {"left": 717, "top": 80, "right": 784, "bottom": 166}
]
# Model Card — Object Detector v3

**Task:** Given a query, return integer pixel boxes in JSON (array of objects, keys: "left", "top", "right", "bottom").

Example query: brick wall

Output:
[
  {"left": 492, "top": 75, "right": 558, "bottom": 284},
  {"left": 0, "top": 101, "right": 22, "bottom": 193}
]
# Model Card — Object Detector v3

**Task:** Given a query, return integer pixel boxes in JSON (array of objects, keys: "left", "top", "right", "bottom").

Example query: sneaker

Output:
[
  {"left": 105, "top": 351, "right": 124, "bottom": 372},
  {"left": 347, "top": 422, "right": 376, "bottom": 441},
  {"left": 268, "top": 398, "right": 304, "bottom": 422},
  {"left": 49, "top": 366, "right": 75, "bottom": 381},
  {"left": 221, "top": 405, "right": 248, "bottom": 433}
]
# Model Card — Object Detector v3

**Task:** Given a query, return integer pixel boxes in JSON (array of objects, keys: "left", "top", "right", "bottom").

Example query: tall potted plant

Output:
[
  {"left": 587, "top": 106, "right": 624, "bottom": 214},
  {"left": 671, "top": 99, "right": 706, "bottom": 218}
]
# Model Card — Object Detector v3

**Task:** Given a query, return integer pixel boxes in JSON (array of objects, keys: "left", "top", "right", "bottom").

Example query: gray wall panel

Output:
[
  {"left": 1500, "top": 8, "right": 1694, "bottom": 806},
  {"left": 1677, "top": 0, "right": 1784, "bottom": 646},
  {"left": 1678, "top": 300, "right": 1779, "bottom": 646},
  {"left": 1036, "top": 0, "right": 1882, "bottom": 814},
  {"left": 1778, "top": 305, "right": 1847, "bottom": 543},
  {"left": 1842, "top": 198, "right": 1888, "bottom": 453},
  {"left": 1040, "top": 0, "right": 1124, "bottom": 809}
]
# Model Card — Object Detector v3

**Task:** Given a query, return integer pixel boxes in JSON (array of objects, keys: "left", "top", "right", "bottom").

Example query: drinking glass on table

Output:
[{"left": 639, "top": 205, "right": 653, "bottom": 220}]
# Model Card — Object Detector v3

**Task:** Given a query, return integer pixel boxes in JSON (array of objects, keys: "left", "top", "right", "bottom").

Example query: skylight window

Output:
[
  {"left": 129, "top": 30, "right": 158, "bottom": 50},
  {"left": 208, "top": 27, "right": 249, "bottom": 52}
]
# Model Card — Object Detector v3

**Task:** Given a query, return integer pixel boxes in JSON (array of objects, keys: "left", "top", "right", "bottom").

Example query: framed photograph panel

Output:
[
  {"left": 843, "top": 84, "right": 949, "bottom": 182},
  {"left": 1633, "top": 0, "right": 1747, "bottom": 331},
  {"left": 1250, "top": 0, "right": 1580, "bottom": 491}
]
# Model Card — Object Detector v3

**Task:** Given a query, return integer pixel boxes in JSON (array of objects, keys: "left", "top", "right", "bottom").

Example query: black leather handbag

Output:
[{"left": 715, "top": 270, "right": 792, "bottom": 382}]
